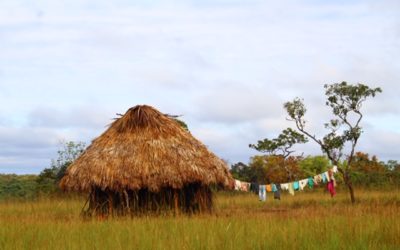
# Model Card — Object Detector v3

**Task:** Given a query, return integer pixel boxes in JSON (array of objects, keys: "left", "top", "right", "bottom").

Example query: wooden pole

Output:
[
  {"left": 123, "top": 190, "right": 130, "bottom": 213},
  {"left": 174, "top": 189, "right": 179, "bottom": 215},
  {"left": 108, "top": 191, "right": 113, "bottom": 216}
]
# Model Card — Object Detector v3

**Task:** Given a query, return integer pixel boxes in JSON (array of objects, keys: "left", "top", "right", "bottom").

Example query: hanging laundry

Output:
[
  {"left": 293, "top": 181, "right": 300, "bottom": 191},
  {"left": 250, "top": 183, "right": 259, "bottom": 194},
  {"left": 325, "top": 172, "right": 331, "bottom": 182},
  {"left": 259, "top": 185, "right": 266, "bottom": 201},
  {"left": 234, "top": 167, "right": 340, "bottom": 201},
  {"left": 274, "top": 185, "right": 281, "bottom": 200},
  {"left": 327, "top": 169, "right": 336, "bottom": 182},
  {"left": 272, "top": 184, "right": 278, "bottom": 192},
  {"left": 308, "top": 177, "right": 314, "bottom": 189},
  {"left": 240, "top": 182, "right": 250, "bottom": 192},
  {"left": 280, "top": 183, "right": 289, "bottom": 191},
  {"left": 288, "top": 182, "right": 295, "bottom": 195},
  {"left": 328, "top": 169, "right": 336, "bottom": 188},
  {"left": 313, "top": 175, "right": 322, "bottom": 185},
  {"left": 299, "top": 179, "right": 308, "bottom": 190},
  {"left": 234, "top": 180, "right": 241, "bottom": 191},
  {"left": 327, "top": 180, "right": 336, "bottom": 197},
  {"left": 321, "top": 173, "right": 327, "bottom": 183}
]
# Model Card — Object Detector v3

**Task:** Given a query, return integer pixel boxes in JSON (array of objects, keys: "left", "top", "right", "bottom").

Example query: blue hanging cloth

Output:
[{"left": 293, "top": 181, "right": 300, "bottom": 191}]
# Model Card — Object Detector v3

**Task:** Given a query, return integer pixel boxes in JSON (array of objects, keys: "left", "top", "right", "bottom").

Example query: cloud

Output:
[
  {"left": 0, "top": 0, "right": 399, "bottom": 172},
  {"left": 0, "top": 126, "right": 59, "bottom": 173},
  {"left": 0, "top": 107, "right": 111, "bottom": 173},
  {"left": 0, "top": 126, "right": 60, "bottom": 148},
  {"left": 192, "top": 83, "right": 285, "bottom": 123},
  {"left": 0, "top": 157, "right": 49, "bottom": 174},
  {"left": 358, "top": 129, "right": 400, "bottom": 160},
  {"left": 28, "top": 106, "right": 112, "bottom": 128},
  {"left": 191, "top": 123, "right": 259, "bottom": 164}
]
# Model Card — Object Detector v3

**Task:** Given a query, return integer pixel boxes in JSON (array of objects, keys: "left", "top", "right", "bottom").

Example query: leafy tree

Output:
[
  {"left": 387, "top": 160, "right": 400, "bottom": 187},
  {"left": 351, "top": 152, "right": 386, "bottom": 173},
  {"left": 261, "top": 155, "right": 304, "bottom": 183},
  {"left": 230, "top": 155, "right": 304, "bottom": 184},
  {"left": 230, "top": 162, "right": 253, "bottom": 182},
  {"left": 52, "top": 141, "right": 86, "bottom": 182},
  {"left": 174, "top": 118, "right": 189, "bottom": 131},
  {"left": 385, "top": 160, "right": 399, "bottom": 171},
  {"left": 36, "top": 168, "right": 58, "bottom": 194},
  {"left": 299, "top": 155, "right": 330, "bottom": 176},
  {"left": 164, "top": 113, "right": 189, "bottom": 131},
  {"left": 394, "top": 164, "right": 400, "bottom": 173},
  {"left": 350, "top": 152, "right": 388, "bottom": 187},
  {"left": 37, "top": 141, "right": 86, "bottom": 193},
  {"left": 284, "top": 82, "right": 382, "bottom": 203},
  {"left": 230, "top": 159, "right": 271, "bottom": 183},
  {"left": 249, "top": 128, "right": 307, "bottom": 181},
  {"left": 246, "top": 156, "right": 269, "bottom": 183}
]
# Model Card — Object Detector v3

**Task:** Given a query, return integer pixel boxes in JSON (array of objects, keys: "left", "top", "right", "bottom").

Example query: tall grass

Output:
[{"left": 0, "top": 189, "right": 399, "bottom": 249}]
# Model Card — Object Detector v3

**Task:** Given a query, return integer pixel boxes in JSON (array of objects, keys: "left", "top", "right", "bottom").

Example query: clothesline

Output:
[{"left": 234, "top": 166, "right": 338, "bottom": 201}]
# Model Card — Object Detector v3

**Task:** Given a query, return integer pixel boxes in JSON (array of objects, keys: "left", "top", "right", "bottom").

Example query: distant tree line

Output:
[
  {"left": 230, "top": 153, "right": 400, "bottom": 188},
  {"left": 2, "top": 152, "right": 398, "bottom": 200},
  {"left": 0, "top": 141, "right": 85, "bottom": 200},
  {"left": 0, "top": 174, "right": 38, "bottom": 199}
]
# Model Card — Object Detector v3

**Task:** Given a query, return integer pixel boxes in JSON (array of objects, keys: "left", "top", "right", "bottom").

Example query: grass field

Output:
[{"left": 0, "top": 188, "right": 399, "bottom": 250}]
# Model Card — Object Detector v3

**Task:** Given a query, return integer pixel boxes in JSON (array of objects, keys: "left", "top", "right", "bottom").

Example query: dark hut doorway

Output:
[{"left": 83, "top": 183, "right": 213, "bottom": 216}]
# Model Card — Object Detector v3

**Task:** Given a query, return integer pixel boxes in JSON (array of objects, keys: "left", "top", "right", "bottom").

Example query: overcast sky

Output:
[{"left": 1, "top": 0, "right": 399, "bottom": 174}]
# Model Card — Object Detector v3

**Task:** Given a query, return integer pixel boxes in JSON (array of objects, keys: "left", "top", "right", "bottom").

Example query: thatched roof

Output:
[{"left": 60, "top": 105, "right": 233, "bottom": 192}]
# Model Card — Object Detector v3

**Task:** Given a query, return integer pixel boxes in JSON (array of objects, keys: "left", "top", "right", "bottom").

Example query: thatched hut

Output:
[{"left": 60, "top": 105, "right": 233, "bottom": 216}]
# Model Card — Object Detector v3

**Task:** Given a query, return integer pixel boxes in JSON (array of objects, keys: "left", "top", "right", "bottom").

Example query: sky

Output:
[{"left": 0, "top": 0, "right": 399, "bottom": 174}]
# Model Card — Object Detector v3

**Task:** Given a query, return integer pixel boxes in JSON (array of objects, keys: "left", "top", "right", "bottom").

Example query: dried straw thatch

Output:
[{"left": 60, "top": 105, "right": 233, "bottom": 216}]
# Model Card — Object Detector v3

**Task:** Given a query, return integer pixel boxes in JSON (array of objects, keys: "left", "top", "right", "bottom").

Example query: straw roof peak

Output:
[{"left": 114, "top": 105, "right": 168, "bottom": 132}]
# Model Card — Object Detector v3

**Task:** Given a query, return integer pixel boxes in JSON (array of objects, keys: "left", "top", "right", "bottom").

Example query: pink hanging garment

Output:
[{"left": 327, "top": 180, "right": 336, "bottom": 197}]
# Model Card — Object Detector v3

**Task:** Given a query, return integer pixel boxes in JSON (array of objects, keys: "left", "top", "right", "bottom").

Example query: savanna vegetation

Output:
[{"left": 0, "top": 190, "right": 399, "bottom": 249}]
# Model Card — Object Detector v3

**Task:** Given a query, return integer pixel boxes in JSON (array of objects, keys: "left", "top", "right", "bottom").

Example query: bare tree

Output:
[{"left": 284, "top": 82, "right": 382, "bottom": 203}]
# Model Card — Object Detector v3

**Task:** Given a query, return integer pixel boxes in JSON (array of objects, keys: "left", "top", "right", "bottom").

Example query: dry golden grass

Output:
[{"left": 0, "top": 188, "right": 399, "bottom": 249}]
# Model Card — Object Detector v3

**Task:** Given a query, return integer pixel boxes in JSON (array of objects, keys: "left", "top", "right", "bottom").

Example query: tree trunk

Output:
[
  {"left": 343, "top": 171, "right": 356, "bottom": 204},
  {"left": 347, "top": 182, "right": 356, "bottom": 204},
  {"left": 283, "top": 164, "right": 292, "bottom": 182}
]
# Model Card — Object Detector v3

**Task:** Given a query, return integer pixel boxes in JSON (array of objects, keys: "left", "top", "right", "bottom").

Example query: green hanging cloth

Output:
[{"left": 308, "top": 177, "right": 314, "bottom": 188}]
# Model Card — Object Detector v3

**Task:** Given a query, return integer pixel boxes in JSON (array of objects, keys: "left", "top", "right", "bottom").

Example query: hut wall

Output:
[{"left": 84, "top": 183, "right": 213, "bottom": 216}]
